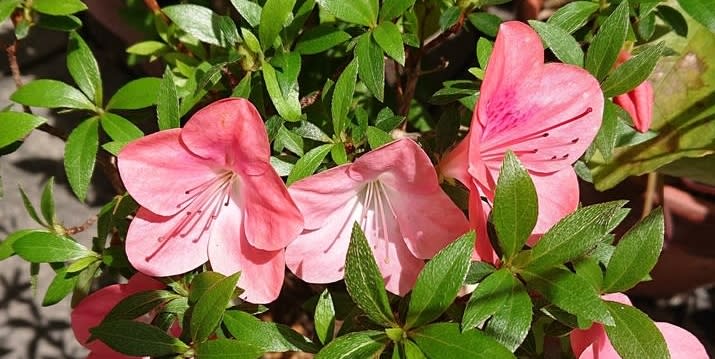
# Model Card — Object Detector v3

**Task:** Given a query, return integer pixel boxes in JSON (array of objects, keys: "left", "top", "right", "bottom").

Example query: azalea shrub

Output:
[{"left": 1, "top": 0, "right": 714, "bottom": 358}]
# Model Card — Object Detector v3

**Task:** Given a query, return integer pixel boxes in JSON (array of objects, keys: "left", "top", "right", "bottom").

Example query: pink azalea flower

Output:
[
  {"left": 439, "top": 21, "right": 603, "bottom": 262},
  {"left": 570, "top": 293, "right": 708, "bottom": 359},
  {"left": 118, "top": 98, "right": 303, "bottom": 304},
  {"left": 613, "top": 51, "right": 654, "bottom": 133},
  {"left": 285, "top": 139, "right": 469, "bottom": 295},
  {"left": 71, "top": 273, "right": 165, "bottom": 359}
]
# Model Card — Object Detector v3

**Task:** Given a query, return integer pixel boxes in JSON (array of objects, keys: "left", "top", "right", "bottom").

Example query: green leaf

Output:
[
  {"left": 331, "top": 143, "right": 348, "bottom": 164},
  {"left": 491, "top": 151, "right": 537, "bottom": 260},
  {"left": 521, "top": 266, "right": 614, "bottom": 325},
  {"left": 547, "top": 1, "right": 599, "bottom": 34},
  {"left": 263, "top": 61, "right": 302, "bottom": 121},
  {"left": 594, "top": 101, "right": 620, "bottom": 161},
  {"left": 287, "top": 143, "right": 332, "bottom": 184},
  {"left": 603, "top": 208, "right": 664, "bottom": 292},
  {"left": 64, "top": 117, "right": 99, "bottom": 202},
  {"left": 638, "top": 12, "right": 657, "bottom": 41},
  {"left": 315, "top": 331, "right": 387, "bottom": 359},
  {"left": 259, "top": 0, "right": 296, "bottom": 50},
  {"left": 374, "top": 107, "right": 402, "bottom": 132},
  {"left": 464, "top": 261, "right": 495, "bottom": 284},
  {"left": 525, "top": 201, "right": 627, "bottom": 269},
  {"left": 196, "top": 339, "right": 264, "bottom": 359},
  {"left": 468, "top": 12, "right": 501, "bottom": 38},
  {"left": 462, "top": 269, "right": 513, "bottom": 331},
  {"left": 67, "top": 32, "right": 102, "bottom": 105},
  {"left": 293, "top": 121, "right": 332, "bottom": 143},
  {"left": 1, "top": 230, "right": 43, "bottom": 260},
  {"left": 43, "top": 265, "right": 79, "bottom": 306},
  {"left": 101, "top": 113, "right": 143, "bottom": 143},
  {"left": 678, "top": 0, "right": 715, "bottom": 33},
  {"left": 127, "top": 41, "right": 169, "bottom": 56},
  {"left": 0, "top": 0, "right": 20, "bottom": 24},
  {"left": 602, "top": 43, "right": 664, "bottom": 97},
  {"left": 106, "top": 77, "right": 161, "bottom": 110},
  {"left": 366, "top": 126, "right": 392, "bottom": 149},
  {"left": 295, "top": 25, "right": 351, "bottom": 54},
  {"left": 317, "top": 0, "right": 378, "bottom": 27},
  {"left": 332, "top": 58, "right": 358, "bottom": 136},
  {"left": 482, "top": 280, "right": 532, "bottom": 352},
  {"left": 190, "top": 272, "right": 240, "bottom": 342},
  {"left": 529, "top": 20, "right": 584, "bottom": 66},
  {"left": 344, "top": 223, "right": 397, "bottom": 327},
  {"left": 66, "top": 255, "right": 99, "bottom": 273},
  {"left": 585, "top": 0, "right": 630, "bottom": 81},
  {"left": 657, "top": 5, "right": 688, "bottom": 37},
  {"left": 439, "top": 7, "right": 461, "bottom": 31},
  {"left": 157, "top": 68, "right": 180, "bottom": 130},
  {"left": 373, "top": 22, "right": 405, "bottom": 65},
  {"left": 0, "top": 111, "right": 46, "bottom": 148},
  {"left": 379, "top": 0, "right": 416, "bottom": 21},
  {"left": 574, "top": 256, "right": 603, "bottom": 291},
  {"left": 40, "top": 177, "right": 56, "bottom": 225},
  {"left": 315, "top": 289, "right": 336, "bottom": 344},
  {"left": 105, "top": 290, "right": 179, "bottom": 322},
  {"left": 189, "top": 271, "right": 226, "bottom": 304},
  {"left": 18, "top": 186, "right": 45, "bottom": 226},
  {"left": 604, "top": 301, "right": 669, "bottom": 359},
  {"left": 163, "top": 5, "right": 239, "bottom": 47},
  {"left": 356, "top": 33, "right": 385, "bottom": 101},
  {"left": 90, "top": 320, "right": 189, "bottom": 356},
  {"left": 11, "top": 79, "right": 94, "bottom": 110},
  {"left": 13, "top": 231, "right": 93, "bottom": 263},
  {"left": 276, "top": 125, "right": 304, "bottom": 155},
  {"left": 411, "top": 323, "right": 514, "bottom": 359},
  {"left": 405, "top": 231, "right": 475, "bottom": 329},
  {"left": 223, "top": 310, "right": 318, "bottom": 353},
  {"left": 231, "top": 0, "right": 262, "bottom": 27},
  {"left": 32, "top": 0, "right": 86, "bottom": 15}
]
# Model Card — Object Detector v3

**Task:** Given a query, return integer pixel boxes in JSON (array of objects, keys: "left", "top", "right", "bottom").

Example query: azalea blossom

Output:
[
  {"left": 439, "top": 21, "right": 603, "bottom": 262},
  {"left": 71, "top": 273, "right": 166, "bottom": 359},
  {"left": 570, "top": 293, "right": 707, "bottom": 359},
  {"left": 613, "top": 50, "right": 654, "bottom": 133},
  {"left": 118, "top": 98, "right": 303, "bottom": 304},
  {"left": 285, "top": 139, "right": 469, "bottom": 295}
]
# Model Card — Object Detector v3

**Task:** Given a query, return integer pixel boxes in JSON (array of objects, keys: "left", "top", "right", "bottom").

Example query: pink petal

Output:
[
  {"left": 469, "top": 188, "right": 497, "bottom": 263},
  {"left": 118, "top": 129, "right": 216, "bottom": 216},
  {"left": 180, "top": 98, "right": 271, "bottom": 173},
  {"left": 289, "top": 165, "right": 362, "bottom": 230},
  {"left": 125, "top": 207, "right": 211, "bottom": 277},
  {"left": 529, "top": 168, "right": 580, "bottom": 242},
  {"left": 207, "top": 202, "right": 285, "bottom": 304},
  {"left": 619, "top": 80, "right": 654, "bottom": 133},
  {"left": 347, "top": 139, "right": 428, "bottom": 184},
  {"left": 285, "top": 196, "right": 360, "bottom": 284},
  {"left": 656, "top": 322, "right": 708, "bottom": 359},
  {"left": 602, "top": 292, "right": 632, "bottom": 305},
  {"left": 438, "top": 137, "right": 471, "bottom": 186},
  {"left": 240, "top": 164, "right": 304, "bottom": 251},
  {"left": 578, "top": 341, "right": 620, "bottom": 359},
  {"left": 570, "top": 324, "right": 608, "bottom": 358}
]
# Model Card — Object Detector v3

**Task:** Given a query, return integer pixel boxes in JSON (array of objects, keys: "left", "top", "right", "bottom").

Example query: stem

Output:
[
  {"left": 642, "top": 172, "right": 662, "bottom": 219},
  {"left": 66, "top": 215, "right": 98, "bottom": 235}
]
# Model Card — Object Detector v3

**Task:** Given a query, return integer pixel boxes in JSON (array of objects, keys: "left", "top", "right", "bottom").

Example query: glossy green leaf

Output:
[
  {"left": 344, "top": 223, "right": 397, "bottom": 327},
  {"left": 126, "top": 41, "right": 169, "bottom": 56},
  {"left": 317, "top": 0, "right": 378, "bottom": 27},
  {"left": 157, "top": 68, "right": 180, "bottom": 130},
  {"left": 0, "top": 230, "right": 43, "bottom": 260},
  {"left": 602, "top": 42, "right": 664, "bottom": 97},
  {"left": 0, "top": 0, "right": 20, "bottom": 24},
  {"left": 483, "top": 276, "right": 532, "bottom": 351},
  {"left": 379, "top": 0, "right": 415, "bottom": 21},
  {"left": 293, "top": 121, "right": 332, "bottom": 143},
  {"left": 66, "top": 255, "right": 99, "bottom": 273},
  {"left": 13, "top": 231, "right": 93, "bottom": 263},
  {"left": 491, "top": 152, "right": 537, "bottom": 260},
  {"left": 366, "top": 126, "right": 392, "bottom": 149},
  {"left": 259, "top": 0, "right": 296, "bottom": 50},
  {"left": 574, "top": 256, "right": 603, "bottom": 291},
  {"left": 464, "top": 261, "right": 495, "bottom": 284},
  {"left": 529, "top": 20, "right": 584, "bottom": 66},
  {"left": 231, "top": 0, "right": 262, "bottom": 27},
  {"left": 43, "top": 265, "right": 79, "bottom": 306},
  {"left": 67, "top": 32, "right": 102, "bottom": 105},
  {"left": 106, "top": 77, "right": 161, "bottom": 110},
  {"left": 39, "top": 177, "right": 56, "bottom": 225},
  {"left": 163, "top": 5, "right": 239, "bottom": 47},
  {"left": 90, "top": 320, "right": 189, "bottom": 356},
  {"left": 547, "top": 1, "right": 599, "bottom": 34},
  {"left": 64, "top": 118, "right": 99, "bottom": 201},
  {"left": 287, "top": 143, "right": 332, "bottom": 184},
  {"left": 276, "top": 126, "right": 304, "bottom": 155},
  {"left": 315, "top": 331, "right": 387, "bottom": 359},
  {"left": 223, "top": 310, "right": 318, "bottom": 353},
  {"left": 101, "top": 113, "right": 143, "bottom": 143},
  {"left": 604, "top": 301, "right": 669, "bottom": 359},
  {"left": 468, "top": 12, "right": 501, "bottom": 38},
  {"left": 374, "top": 107, "right": 402, "bottom": 132},
  {"left": 11, "top": 79, "right": 94, "bottom": 110},
  {"left": 356, "top": 34, "right": 385, "bottom": 101},
  {"left": 18, "top": 186, "right": 45, "bottom": 227},
  {"left": 439, "top": 7, "right": 461, "bottom": 31},
  {"left": 295, "top": 25, "right": 351, "bottom": 54},
  {"left": 657, "top": 5, "right": 689, "bottom": 37},
  {"left": 0, "top": 111, "right": 46, "bottom": 148},
  {"left": 411, "top": 323, "right": 514, "bottom": 359},
  {"left": 603, "top": 208, "right": 664, "bottom": 292},
  {"left": 32, "top": 0, "right": 86, "bottom": 15},
  {"left": 332, "top": 58, "right": 358, "bottom": 136},
  {"left": 462, "top": 269, "right": 513, "bottom": 331},
  {"left": 315, "top": 289, "right": 336, "bottom": 344},
  {"left": 190, "top": 272, "right": 240, "bottom": 342},
  {"left": 678, "top": 0, "right": 715, "bottom": 33},
  {"left": 585, "top": 0, "right": 630, "bottom": 81},
  {"left": 373, "top": 22, "right": 405, "bottom": 65},
  {"left": 594, "top": 101, "right": 620, "bottom": 161},
  {"left": 196, "top": 339, "right": 264, "bottom": 359},
  {"left": 104, "top": 290, "right": 179, "bottom": 322},
  {"left": 331, "top": 143, "right": 348, "bottom": 164},
  {"left": 263, "top": 61, "right": 302, "bottom": 121},
  {"left": 405, "top": 231, "right": 475, "bottom": 329}
]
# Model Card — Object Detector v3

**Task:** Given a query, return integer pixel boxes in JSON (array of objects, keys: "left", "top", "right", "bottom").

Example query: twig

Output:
[
  {"left": 642, "top": 172, "right": 662, "bottom": 219},
  {"left": 66, "top": 215, "right": 98, "bottom": 235}
]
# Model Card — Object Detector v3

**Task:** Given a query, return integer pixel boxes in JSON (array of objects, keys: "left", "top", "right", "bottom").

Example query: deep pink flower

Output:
[
  {"left": 285, "top": 139, "right": 469, "bottom": 295},
  {"left": 439, "top": 21, "right": 603, "bottom": 262},
  {"left": 570, "top": 293, "right": 707, "bottom": 359},
  {"left": 118, "top": 98, "right": 303, "bottom": 304},
  {"left": 613, "top": 51, "right": 654, "bottom": 133},
  {"left": 71, "top": 273, "right": 165, "bottom": 359}
]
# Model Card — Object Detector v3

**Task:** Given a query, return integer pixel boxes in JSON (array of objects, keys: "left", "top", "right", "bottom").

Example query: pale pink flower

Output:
[
  {"left": 118, "top": 98, "right": 303, "bottom": 304},
  {"left": 285, "top": 139, "right": 469, "bottom": 295},
  {"left": 439, "top": 21, "right": 603, "bottom": 262},
  {"left": 570, "top": 293, "right": 708, "bottom": 359},
  {"left": 613, "top": 51, "right": 654, "bottom": 133},
  {"left": 71, "top": 273, "right": 165, "bottom": 359}
]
